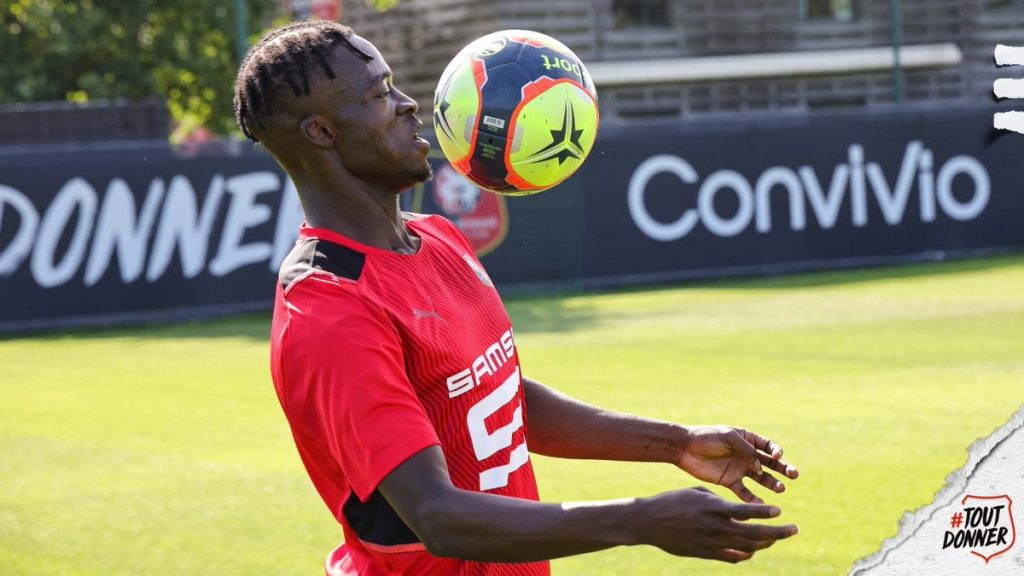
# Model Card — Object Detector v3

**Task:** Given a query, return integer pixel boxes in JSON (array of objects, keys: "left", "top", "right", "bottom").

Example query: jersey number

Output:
[{"left": 466, "top": 367, "right": 529, "bottom": 490}]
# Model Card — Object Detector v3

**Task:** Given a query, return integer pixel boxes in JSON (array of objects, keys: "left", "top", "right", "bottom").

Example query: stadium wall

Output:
[{"left": 0, "top": 105, "right": 1019, "bottom": 331}]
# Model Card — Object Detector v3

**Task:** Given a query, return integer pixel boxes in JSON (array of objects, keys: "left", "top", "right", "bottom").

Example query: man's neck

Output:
[{"left": 300, "top": 185, "right": 420, "bottom": 254}]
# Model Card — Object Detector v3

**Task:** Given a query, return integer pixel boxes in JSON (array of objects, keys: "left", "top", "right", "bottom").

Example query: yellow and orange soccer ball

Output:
[{"left": 432, "top": 30, "right": 599, "bottom": 196}]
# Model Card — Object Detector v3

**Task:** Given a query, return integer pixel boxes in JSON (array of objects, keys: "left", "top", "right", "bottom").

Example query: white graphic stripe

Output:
[
  {"left": 993, "top": 111, "right": 1024, "bottom": 135},
  {"left": 993, "top": 78, "right": 1024, "bottom": 99},
  {"left": 993, "top": 45, "right": 1024, "bottom": 135},
  {"left": 994, "top": 44, "right": 1024, "bottom": 66}
]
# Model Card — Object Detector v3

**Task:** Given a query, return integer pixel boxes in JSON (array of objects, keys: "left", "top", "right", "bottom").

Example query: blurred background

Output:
[
  {"left": 2, "top": 0, "right": 1022, "bottom": 144},
  {"left": 2, "top": 2, "right": 1023, "bottom": 575}
]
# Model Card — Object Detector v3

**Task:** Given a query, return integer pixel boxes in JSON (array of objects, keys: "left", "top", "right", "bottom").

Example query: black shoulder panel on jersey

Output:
[
  {"left": 279, "top": 238, "right": 366, "bottom": 290},
  {"left": 342, "top": 489, "right": 421, "bottom": 546},
  {"left": 313, "top": 239, "right": 365, "bottom": 280}
]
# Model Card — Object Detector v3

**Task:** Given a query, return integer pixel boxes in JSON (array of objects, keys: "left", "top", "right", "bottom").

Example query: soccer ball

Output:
[{"left": 432, "top": 30, "right": 599, "bottom": 196}]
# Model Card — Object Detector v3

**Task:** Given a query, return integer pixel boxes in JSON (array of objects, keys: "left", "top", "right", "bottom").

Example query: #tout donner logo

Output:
[{"left": 942, "top": 494, "right": 1016, "bottom": 564}]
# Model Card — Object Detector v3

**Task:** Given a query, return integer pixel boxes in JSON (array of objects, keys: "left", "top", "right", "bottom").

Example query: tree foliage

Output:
[
  {"left": 0, "top": 0, "right": 277, "bottom": 138},
  {"left": 364, "top": 0, "right": 400, "bottom": 11}
]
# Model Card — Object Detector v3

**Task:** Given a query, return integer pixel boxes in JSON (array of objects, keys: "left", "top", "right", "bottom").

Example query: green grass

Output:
[{"left": 2, "top": 255, "right": 1023, "bottom": 575}]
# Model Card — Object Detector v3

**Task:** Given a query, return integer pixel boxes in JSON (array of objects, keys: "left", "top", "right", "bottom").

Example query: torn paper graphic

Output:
[
  {"left": 851, "top": 405, "right": 1024, "bottom": 575},
  {"left": 993, "top": 44, "right": 1024, "bottom": 134}
]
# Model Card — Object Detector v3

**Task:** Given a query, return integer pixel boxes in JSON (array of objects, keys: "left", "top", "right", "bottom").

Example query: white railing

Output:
[{"left": 587, "top": 43, "right": 963, "bottom": 87}]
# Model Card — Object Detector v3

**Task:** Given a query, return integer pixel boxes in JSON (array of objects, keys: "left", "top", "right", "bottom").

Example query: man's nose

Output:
[{"left": 395, "top": 88, "right": 418, "bottom": 114}]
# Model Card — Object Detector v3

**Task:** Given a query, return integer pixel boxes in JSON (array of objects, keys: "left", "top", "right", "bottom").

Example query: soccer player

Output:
[{"left": 234, "top": 20, "right": 800, "bottom": 576}]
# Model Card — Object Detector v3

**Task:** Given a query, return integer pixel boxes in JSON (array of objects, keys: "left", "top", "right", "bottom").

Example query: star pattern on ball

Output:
[
  {"left": 524, "top": 99, "right": 584, "bottom": 165},
  {"left": 433, "top": 72, "right": 458, "bottom": 143}
]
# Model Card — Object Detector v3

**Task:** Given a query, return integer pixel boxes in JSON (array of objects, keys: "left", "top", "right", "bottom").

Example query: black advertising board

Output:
[
  {"left": 1, "top": 105, "right": 1021, "bottom": 331},
  {"left": 573, "top": 106, "right": 1024, "bottom": 284},
  {"left": 0, "top": 143, "right": 297, "bottom": 330}
]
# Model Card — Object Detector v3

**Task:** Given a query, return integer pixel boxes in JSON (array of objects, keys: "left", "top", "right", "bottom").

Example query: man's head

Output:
[{"left": 233, "top": 21, "right": 432, "bottom": 191}]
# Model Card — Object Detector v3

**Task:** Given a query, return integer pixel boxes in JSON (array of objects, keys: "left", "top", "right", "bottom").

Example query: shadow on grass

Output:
[
  {"left": 703, "top": 252, "right": 1024, "bottom": 291},
  {"left": 3, "top": 299, "right": 606, "bottom": 341},
  {"left": 503, "top": 253, "right": 1024, "bottom": 334},
  {"left": 5, "top": 253, "right": 1020, "bottom": 342},
  {"left": 504, "top": 297, "right": 602, "bottom": 334},
  {"left": 557, "top": 252, "right": 1024, "bottom": 298},
  {"left": 0, "top": 313, "right": 273, "bottom": 343}
]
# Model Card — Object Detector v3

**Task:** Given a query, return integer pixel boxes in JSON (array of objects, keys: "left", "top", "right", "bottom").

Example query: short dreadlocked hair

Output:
[{"left": 233, "top": 20, "right": 373, "bottom": 143}]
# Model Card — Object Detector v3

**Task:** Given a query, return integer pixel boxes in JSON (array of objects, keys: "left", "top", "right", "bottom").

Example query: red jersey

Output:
[{"left": 270, "top": 214, "right": 548, "bottom": 576}]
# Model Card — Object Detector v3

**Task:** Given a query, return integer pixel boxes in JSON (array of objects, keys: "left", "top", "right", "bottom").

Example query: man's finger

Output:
[
  {"left": 747, "top": 468, "right": 784, "bottom": 494},
  {"left": 711, "top": 549, "right": 754, "bottom": 564},
  {"left": 757, "top": 451, "right": 799, "bottom": 479},
  {"left": 722, "top": 536, "right": 778, "bottom": 553},
  {"left": 727, "top": 479, "right": 763, "bottom": 504},
  {"left": 728, "top": 521, "right": 800, "bottom": 542},
  {"left": 740, "top": 428, "right": 783, "bottom": 459},
  {"left": 719, "top": 501, "right": 781, "bottom": 520}
]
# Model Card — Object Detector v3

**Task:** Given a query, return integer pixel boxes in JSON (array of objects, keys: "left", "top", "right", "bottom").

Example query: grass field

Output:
[{"left": 2, "top": 254, "right": 1023, "bottom": 575}]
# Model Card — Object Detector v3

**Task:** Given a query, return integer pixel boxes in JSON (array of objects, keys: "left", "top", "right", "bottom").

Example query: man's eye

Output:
[{"left": 378, "top": 89, "right": 391, "bottom": 99}]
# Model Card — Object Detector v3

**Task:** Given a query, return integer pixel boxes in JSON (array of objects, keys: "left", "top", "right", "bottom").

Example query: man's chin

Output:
[
  {"left": 413, "top": 162, "right": 433, "bottom": 184},
  {"left": 398, "top": 164, "right": 433, "bottom": 193}
]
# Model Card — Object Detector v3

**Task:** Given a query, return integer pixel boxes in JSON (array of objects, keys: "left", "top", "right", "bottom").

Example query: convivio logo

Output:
[{"left": 628, "top": 141, "right": 990, "bottom": 242}]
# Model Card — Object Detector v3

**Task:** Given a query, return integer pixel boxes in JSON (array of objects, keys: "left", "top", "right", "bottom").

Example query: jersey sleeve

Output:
[{"left": 278, "top": 275, "right": 441, "bottom": 501}]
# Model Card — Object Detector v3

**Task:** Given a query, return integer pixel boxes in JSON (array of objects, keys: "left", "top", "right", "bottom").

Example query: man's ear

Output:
[{"left": 299, "top": 114, "right": 336, "bottom": 148}]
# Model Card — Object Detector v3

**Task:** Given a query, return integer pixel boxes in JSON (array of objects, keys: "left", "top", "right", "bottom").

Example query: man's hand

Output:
[
  {"left": 676, "top": 426, "right": 799, "bottom": 504},
  {"left": 634, "top": 487, "right": 799, "bottom": 563}
]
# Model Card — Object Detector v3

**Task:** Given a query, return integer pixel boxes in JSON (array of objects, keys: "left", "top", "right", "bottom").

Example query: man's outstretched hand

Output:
[
  {"left": 635, "top": 487, "right": 799, "bottom": 563},
  {"left": 676, "top": 426, "right": 799, "bottom": 504}
]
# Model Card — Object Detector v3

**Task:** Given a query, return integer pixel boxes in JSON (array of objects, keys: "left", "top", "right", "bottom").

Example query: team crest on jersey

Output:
[
  {"left": 463, "top": 253, "right": 494, "bottom": 288},
  {"left": 429, "top": 164, "right": 509, "bottom": 256}
]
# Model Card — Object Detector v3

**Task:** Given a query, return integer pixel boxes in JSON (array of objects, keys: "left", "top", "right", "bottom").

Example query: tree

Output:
[
  {"left": 364, "top": 0, "right": 400, "bottom": 10},
  {"left": 0, "top": 0, "right": 277, "bottom": 139}
]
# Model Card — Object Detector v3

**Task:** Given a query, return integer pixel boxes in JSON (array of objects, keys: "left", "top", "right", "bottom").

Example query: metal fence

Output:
[{"left": 0, "top": 99, "right": 170, "bottom": 146}]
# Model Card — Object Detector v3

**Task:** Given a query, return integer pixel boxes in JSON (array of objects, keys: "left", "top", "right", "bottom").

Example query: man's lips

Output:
[
  {"left": 411, "top": 125, "right": 430, "bottom": 152},
  {"left": 412, "top": 137, "right": 430, "bottom": 150}
]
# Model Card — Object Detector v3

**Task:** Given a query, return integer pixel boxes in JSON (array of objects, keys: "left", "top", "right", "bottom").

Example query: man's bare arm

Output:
[
  {"left": 522, "top": 377, "right": 799, "bottom": 503},
  {"left": 377, "top": 445, "right": 798, "bottom": 564},
  {"left": 522, "top": 376, "right": 689, "bottom": 463}
]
